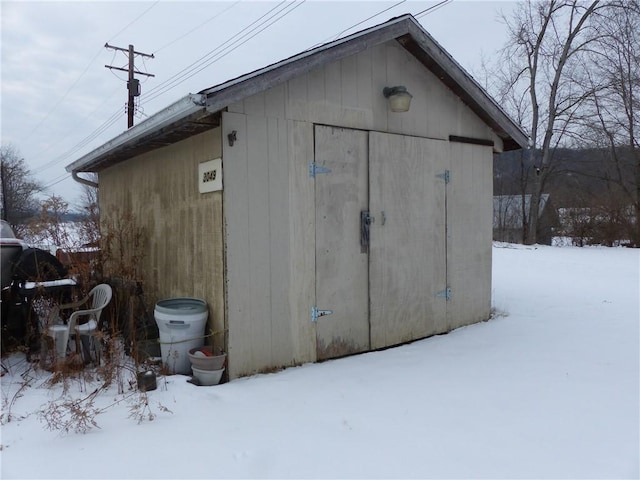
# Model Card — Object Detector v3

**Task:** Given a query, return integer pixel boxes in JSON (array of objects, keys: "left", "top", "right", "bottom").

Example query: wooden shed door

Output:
[
  {"left": 314, "top": 125, "right": 370, "bottom": 360},
  {"left": 314, "top": 126, "right": 449, "bottom": 360},
  {"left": 368, "top": 132, "right": 448, "bottom": 348}
]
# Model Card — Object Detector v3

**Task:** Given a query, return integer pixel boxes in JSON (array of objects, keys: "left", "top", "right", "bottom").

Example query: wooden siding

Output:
[
  {"left": 99, "top": 129, "right": 225, "bottom": 351},
  {"left": 223, "top": 112, "right": 317, "bottom": 378},
  {"left": 446, "top": 142, "right": 494, "bottom": 330}
]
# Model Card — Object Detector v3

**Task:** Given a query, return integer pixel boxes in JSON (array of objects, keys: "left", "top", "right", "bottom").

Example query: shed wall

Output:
[
  {"left": 223, "top": 40, "right": 495, "bottom": 377},
  {"left": 447, "top": 142, "right": 493, "bottom": 330},
  {"left": 99, "top": 129, "right": 226, "bottom": 351},
  {"left": 222, "top": 114, "right": 316, "bottom": 377}
]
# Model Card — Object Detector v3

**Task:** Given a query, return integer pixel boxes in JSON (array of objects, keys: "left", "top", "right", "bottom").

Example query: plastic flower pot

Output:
[
  {"left": 191, "top": 366, "right": 224, "bottom": 386},
  {"left": 188, "top": 347, "right": 226, "bottom": 371}
]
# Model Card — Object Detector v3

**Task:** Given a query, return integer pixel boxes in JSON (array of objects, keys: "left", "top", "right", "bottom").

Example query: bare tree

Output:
[
  {"left": 26, "top": 195, "right": 72, "bottom": 247},
  {"left": 575, "top": 1, "right": 640, "bottom": 245},
  {"left": 0, "top": 144, "right": 43, "bottom": 235},
  {"left": 497, "top": 0, "right": 605, "bottom": 244},
  {"left": 77, "top": 173, "right": 100, "bottom": 247}
]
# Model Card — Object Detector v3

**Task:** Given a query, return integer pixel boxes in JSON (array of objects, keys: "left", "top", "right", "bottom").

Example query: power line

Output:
[
  {"left": 36, "top": 0, "right": 448, "bottom": 184},
  {"left": 141, "top": 0, "right": 292, "bottom": 101},
  {"left": 141, "top": 0, "right": 302, "bottom": 104},
  {"left": 415, "top": 0, "right": 453, "bottom": 19},
  {"left": 153, "top": 1, "right": 243, "bottom": 55},
  {"left": 33, "top": 86, "right": 122, "bottom": 170},
  {"left": 40, "top": 1, "right": 301, "bottom": 174},
  {"left": 20, "top": 1, "right": 160, "bottom": 145},
  {"left": 38, "top": 106, "right": 123, "bottom": 172},
  {"left": 107, "top": 1, "right": 159, "bottom": 43},
  {"left": 331, "top": 0, "right": 407, "bottom": 39},
  {"left": 28, "top": 2, "right": 253, "bottom": 175},
  {"left": 42, "top": 173, "right": 72, "bottom": 192},
  {"left": 39, "top": 1, "right": 304, "bottom": 175},
  {"left": 150, "top": 0, "right": 307, "bottom": 100},
  {"left": 307, "top": 0, "right": 452, "bottom": 52},
  {"left": 21, "top": 46, "right": 105, "bottom": 144},
  {"left": 313, "top": 0, "right": 407, "bottom": 48}
]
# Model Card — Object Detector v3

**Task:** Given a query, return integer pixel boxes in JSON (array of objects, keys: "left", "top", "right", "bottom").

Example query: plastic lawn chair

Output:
[{"left": 45, "top": 284, "right": 112, "bottom": 365}]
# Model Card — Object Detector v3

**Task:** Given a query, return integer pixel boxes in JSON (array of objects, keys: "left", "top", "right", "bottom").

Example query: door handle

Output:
[{"left": 361, "top": 210, "right": 374, "bottom": 253}]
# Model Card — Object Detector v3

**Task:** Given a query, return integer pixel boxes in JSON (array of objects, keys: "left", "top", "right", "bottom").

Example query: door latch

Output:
[{"left": 361, "top": 210, "right": 374, "bottom": 253}]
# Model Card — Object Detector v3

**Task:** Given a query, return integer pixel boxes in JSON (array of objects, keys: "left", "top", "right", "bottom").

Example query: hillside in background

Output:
[{"left": 494, "top": 147, "right": 636, "bottom": 208}]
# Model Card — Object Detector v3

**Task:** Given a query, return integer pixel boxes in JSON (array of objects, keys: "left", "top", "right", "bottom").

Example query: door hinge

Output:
[
  {"left": 309, "top": 162, "right": 331, "bottom": 177},
  {"left": 436, "top": 287, "right": 452, "bottom": 301},
  {"left": 311, "top": 305, "right": 334, "bottom": 322},
  {"left": 436, "top": 170, "right": 450, "bottom": 184}
]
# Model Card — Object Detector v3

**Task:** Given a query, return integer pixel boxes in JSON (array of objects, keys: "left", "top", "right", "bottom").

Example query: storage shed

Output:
[{"left": 66, "top": 15, "right": 527, "bottom": 379}]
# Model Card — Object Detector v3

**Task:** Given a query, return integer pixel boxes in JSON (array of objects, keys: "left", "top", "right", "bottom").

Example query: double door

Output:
[{"left": 314, "top": 125, "right": 448, "bottom": 360}]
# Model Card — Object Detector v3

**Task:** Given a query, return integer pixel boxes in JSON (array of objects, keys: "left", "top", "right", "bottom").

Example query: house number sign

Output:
[{"left": 198, "top": 158, "right": 223, "bottom": 193}]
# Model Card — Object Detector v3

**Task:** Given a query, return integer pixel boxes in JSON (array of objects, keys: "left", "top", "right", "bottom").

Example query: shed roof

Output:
[{"left": 66, "top": 14, "right": 528, "bottom": 174}]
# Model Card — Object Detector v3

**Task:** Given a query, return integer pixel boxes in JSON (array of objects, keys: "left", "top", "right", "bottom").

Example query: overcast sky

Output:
[{"left": 1, "top": 0, "right": 517, "bottom": 207}]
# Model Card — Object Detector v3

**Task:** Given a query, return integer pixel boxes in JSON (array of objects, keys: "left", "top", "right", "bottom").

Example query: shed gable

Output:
[{"left": 227, "top": 39, "right": 500, "bottom": 150}]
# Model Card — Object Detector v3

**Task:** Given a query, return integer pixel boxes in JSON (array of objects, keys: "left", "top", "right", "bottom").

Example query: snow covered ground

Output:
[{"left": 1, "top": 243, "right": 638, "bottom": 479}]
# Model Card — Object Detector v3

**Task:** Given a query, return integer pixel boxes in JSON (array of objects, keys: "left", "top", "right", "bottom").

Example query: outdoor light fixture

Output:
[{"left": 383, "top": 86, "right": 413, "bottom": 112}]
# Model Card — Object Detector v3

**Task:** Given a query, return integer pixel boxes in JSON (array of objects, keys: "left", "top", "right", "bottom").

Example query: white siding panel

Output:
[
  {"left": 446, "top": 142, "right": 493, "bottom": 330},
  {"left": 224, "top": 112, "right": 311, "bottom": 378},
  {"left": 324, "top": 60, "right": 342, "bottom": 107},
  {"left": 288, "top": 74, "right": 308, "bottom": 121},
  {"left": 243, "top": 91, "right": 266, "bottom": 117},
  {"left": 268, "top": 116, "right": 293, "bottom": 367},
  {"left": 265, "top": 84, "right": 287, "bottom": 120},
  {"left": 307, "top": 68, "right": 325, "bottom": 105},
  {"left": 371, "top": 44, "right": 389, "bottom": 133},
  {"left": 340, "top": 57, "right": 358, "bottom": 110},
  {"left": 246, "top": 115, "right": 272, "bottom": 368},
  {"left": 356, "top": 48, "right": 373, "bottom": 111},
  {"left": 288, "top": 120, "right": 317, "bottom": 364},
  {"left": 223, "top": 112, "right": 252, "bottom": 378}
]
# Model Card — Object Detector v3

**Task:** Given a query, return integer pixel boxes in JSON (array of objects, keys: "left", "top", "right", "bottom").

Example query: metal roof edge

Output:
[{"left": 65, "top": 93, "right": 206, "bottom": 173}]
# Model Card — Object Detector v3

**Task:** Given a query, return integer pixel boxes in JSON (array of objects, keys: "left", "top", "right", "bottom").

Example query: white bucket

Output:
[
  {"left": 154, "top": 298, "right": 208, "bottom": 374},
  {"left": 191, "top": 366, "right": 225, "bottom": 386}
]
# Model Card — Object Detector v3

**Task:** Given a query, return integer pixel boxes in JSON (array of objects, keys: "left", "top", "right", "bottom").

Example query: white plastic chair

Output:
[{"left": 46, "top": 284, "right": 112, "bottom": 365}]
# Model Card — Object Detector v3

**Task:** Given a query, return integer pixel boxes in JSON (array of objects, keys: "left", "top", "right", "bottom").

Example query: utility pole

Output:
[{"left": 105, "top": 43, "right": 155, "bottom": 128}]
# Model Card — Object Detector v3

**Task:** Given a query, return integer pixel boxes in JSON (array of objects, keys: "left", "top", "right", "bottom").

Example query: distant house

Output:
[
  {"left": 66, "top": 15, "right": 527, "bottom": 379},
  {"left": 493, "top": 194, "right": 558, "bottom": 245}
]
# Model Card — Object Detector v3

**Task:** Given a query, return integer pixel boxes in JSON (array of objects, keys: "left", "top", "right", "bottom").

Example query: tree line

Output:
[
  {"left": 495, "top": 146, "right": 636, "bottom": 245},
  {"left": 491, "top": 0, "right": 639, "bottom": 246},
  {"left": 0, "top": 144, "right": 99, "bottom": 247}
]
